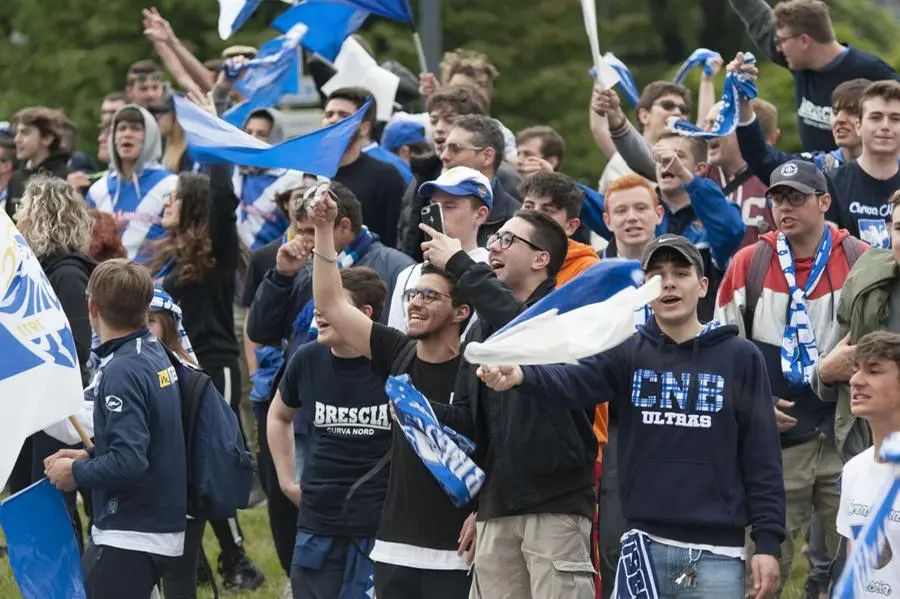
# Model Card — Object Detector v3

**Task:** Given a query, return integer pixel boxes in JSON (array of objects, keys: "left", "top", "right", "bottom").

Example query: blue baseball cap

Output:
[
  {"left": 418, "top": 166, "right": 493, "bottom": 210},
  {"left": 381, "top": 120, "right": 426, "bottom": 151}
]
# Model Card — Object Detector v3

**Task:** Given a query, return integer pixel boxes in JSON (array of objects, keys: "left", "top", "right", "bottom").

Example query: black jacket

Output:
[
  {"left": 436, "top": 251, "right": 597, "bottom": 515},
  {"left": 40, "top": 250, "right": 96, "bottom": 385},
  {"left": 6, "top": 152, "right": 72, "bottom": 218}
]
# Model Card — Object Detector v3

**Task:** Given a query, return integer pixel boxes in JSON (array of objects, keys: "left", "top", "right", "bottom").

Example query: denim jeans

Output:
[{"left": 647, "top": 539, "right": 745, "bottom": 599}]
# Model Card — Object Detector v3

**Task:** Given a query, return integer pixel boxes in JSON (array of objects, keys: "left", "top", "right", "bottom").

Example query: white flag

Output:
[
  {"left": 322, "top": 37, "right": 400, "bottom": 122},
  {"left": 0, "top": 212, "right": 85, "bottom": 488},
  {"left": 580, "top": 0, "right": 621, "bottom": 89}
]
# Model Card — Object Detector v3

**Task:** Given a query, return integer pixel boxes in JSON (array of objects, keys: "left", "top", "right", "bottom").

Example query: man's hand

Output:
[
  {"left": 67, "top": 171, "right": 92, "bottom": 191},
  {"left": 518, "top": 156, "right": 554, "bottom": 177},
  {"left": 476, "top": 365, "right": 524, "bottom": 392},
  {"left": 307, "top": 186, "right": 338, "bottom": 228},
  {"left": 187, "top": 90, "right": 217, "bottom": 117},
  {"left": 702, "top": 56, "right": 724, "bottom": 81},
  {"left": 457, "top": 512, "right": 477, "bottom": 565},
  {"left": 774, "top": 399, "right": 797, "bottom": 433},
  {"left": 420, "top": 224, "right": 463, "bottom": 270},
  {"left": 281, "top": 481, "right": 301, "bottom": 507},
  {"left": 276, "top": 237, "right": 312, "bottom": 277},
  {"left": 750, "top": 554, "right": 780, "bottom": 599},
  {"left": 142, "top": 8, "right": 175, "bottom": 44},
  {"left": 419, "top": 72, "right": 440, "bottom": 100},
  {"left": 591, "top": 88, "right": 626, "bottom": 130},
  {"left": 44, "top": 448, "right": 89, "bottom": 472},
  {"left": 653, "top": 146, "right": 693, "bottom": 185},
  {"left": 727, "top": 51, "right": 759, "bottom": 121},
  {"left": 45, "top": 458, "right": 78, "bottom": 492},
  {"left": 817, "top": 334, "right": 855, "bottom": 385}
]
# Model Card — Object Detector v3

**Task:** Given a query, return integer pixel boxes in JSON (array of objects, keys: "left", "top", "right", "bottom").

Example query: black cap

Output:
[
  {"left": 767, "top": 160, "right": 828, "bottom": 195},
  {"left": 641, "top": 234, "right": 705, "bottom": 275}
]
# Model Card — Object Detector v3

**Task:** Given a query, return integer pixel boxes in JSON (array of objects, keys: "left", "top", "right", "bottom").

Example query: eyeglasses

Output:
[
  {"left": 655, "top": 99, "right": 688, "bottom": 114},
  {"left": 487, "top": 231, "right": 547, "bottom": 253},
  {"left": 775, "top": 32, "right": 803, "bottom": 49},
  {"left": 767, "top": 191, "right": 823, "bottom": 207},
  {"left": 443, "top": 142, "right": 485, "bottom": 155},
  {"left": 402, "top": 287, "right": 453, "bottom": 304}
]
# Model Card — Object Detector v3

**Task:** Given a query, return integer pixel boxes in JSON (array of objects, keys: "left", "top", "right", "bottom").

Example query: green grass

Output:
[{"left": 0, "top": 507, "right": 814, "bottom": 598}]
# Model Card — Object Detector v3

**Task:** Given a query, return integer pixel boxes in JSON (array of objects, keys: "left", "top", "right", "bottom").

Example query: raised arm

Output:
[
  {"left": 595, "top": 88, "right": 657, "bottom": 181},
  {"left": 727, "top": 0, "right": 787, "bottom": 66}
]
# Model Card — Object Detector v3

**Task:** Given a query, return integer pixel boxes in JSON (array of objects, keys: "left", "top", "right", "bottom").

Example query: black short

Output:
[
  {"left": 374, "top": 562, "right": 471, "bottom": 599},
  {"left": 82, "top": 543, "right": 175, "bottom": 599}
]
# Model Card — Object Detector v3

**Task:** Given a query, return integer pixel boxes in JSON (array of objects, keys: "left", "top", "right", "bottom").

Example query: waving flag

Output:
[
  {"left": 833, "top": 432, "right": 900, "bottom": 599},
  {"left": 321, "top": 38, "right": 399, "bottom": 121},
  {"left": 333, "top": 0, "right": 412, "bottom": 22},
  {"left": 464, "top": 260, "right": 660, "bottom": 366},
  {"left": 218, "top": 0, "right": 263, "bottom": 39},
  {"left": 576, "top": 182, "right": 612, "bottom": 240},
  {"left": 0, "top": 480, "right": 86, "bottom": 599},
  {"left": 673, "top": 48, "right": 723, "bottom": 84},
  {"left": 174, "top": 95, "right": 371, "bottom": 178},
  {"left": 0, "top": 212, "right": 85, "bottom": 489},
  {"left": 667, "top": 52, "right": 758, "bottom": 140},
  {"left": 594, "top": 52, "right": 639, "bottom": 107},
  {"left": 232, "top": 24, "right": 306, "bottom": 120},
  {"left": 273, "top": 0, "right": 369, "bottom": 63},
  {"left": 385, "top": 375, "right": 484, "bottom": 507}
]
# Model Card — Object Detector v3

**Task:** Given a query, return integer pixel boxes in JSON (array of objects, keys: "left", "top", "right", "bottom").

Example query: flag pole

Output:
[
  {"left": 411, "top": 28, "right": 429, "bottom": 75},
  {"left": 69, "top": 416, "right": 93, "bottom": 449}
]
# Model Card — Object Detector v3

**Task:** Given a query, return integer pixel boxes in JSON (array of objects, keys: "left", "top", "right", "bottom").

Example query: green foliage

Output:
[{"left": 1, "top": 0, "right": 899, "bottom": 186}]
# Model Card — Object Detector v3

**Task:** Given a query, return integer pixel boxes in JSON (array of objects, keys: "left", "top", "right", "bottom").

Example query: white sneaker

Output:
[{"left": 282, "top": 579, "right": 293, "bottom": 599}]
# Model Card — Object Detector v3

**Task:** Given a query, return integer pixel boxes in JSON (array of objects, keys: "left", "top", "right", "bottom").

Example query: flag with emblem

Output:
[{"left": 0, "top": 212, "right": 87, "bottom": 597}]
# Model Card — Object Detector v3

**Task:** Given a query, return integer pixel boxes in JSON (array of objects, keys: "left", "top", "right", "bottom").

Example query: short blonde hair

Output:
[
  {"left": 19, "top": 175, "right": 93, "bottom": 258},
  {"left": 439, "top": 49, "right": 499, "bottom": 95}
]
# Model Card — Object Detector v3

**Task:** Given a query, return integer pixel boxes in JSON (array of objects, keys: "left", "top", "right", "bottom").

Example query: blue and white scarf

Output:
[
  {"left": 151, "top": 287, "right": 197, "bottom": 365},
  {"left": 293, "top": 226, "right": 376, "bottom": 337},
  {"left": 777, "top": 227, "right": 831, "bottom": 387},
  {"left": 613, "top": 531, "right": 660, "bottom": 599},
  {"left": 590, "top": 52, "right": 640, "bottom": 108},
  {"left": 672, "top": 48, "right": 722, "bottom": 84},
  {"left": 384, "top": 374, "right": 484, "bottom": 508},
  {"left": 667, "top": 52, "right": 758, "bottom": 139},
  {"left": 833, "top": 432, "right": 900, "bottom": 599}
]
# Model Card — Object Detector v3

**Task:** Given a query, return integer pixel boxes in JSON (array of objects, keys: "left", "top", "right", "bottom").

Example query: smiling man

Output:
[{"left": 716, "top": 159, "right": 868, "bottom": 593}]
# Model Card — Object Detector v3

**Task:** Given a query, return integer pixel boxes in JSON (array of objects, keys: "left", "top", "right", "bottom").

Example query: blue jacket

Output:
[
  {"left": 73, "top": 329, "right": 187, "bottom": 537},
  {"left": 518, "top": 318, "right": 786, "bottom": 556}
]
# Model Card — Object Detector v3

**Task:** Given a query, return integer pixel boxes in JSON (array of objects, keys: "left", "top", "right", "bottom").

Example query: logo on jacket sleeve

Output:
[
  {"left": 157, "top": 366, "right": 178, "bottom": 388},
  {"left": 105, "top": 395, "right": 123, "bottom": 413}
]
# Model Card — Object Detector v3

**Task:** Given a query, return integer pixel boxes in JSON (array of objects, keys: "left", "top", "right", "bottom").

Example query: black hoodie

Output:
[
  {"left": 518, "top": 318, "right": 786, "bottom": 556},
  {"left": 6, "top": 152, "right": 72, "bottom": 218},
  {"left": 40, "top": 250, "right": 96, "bottom": 385}
]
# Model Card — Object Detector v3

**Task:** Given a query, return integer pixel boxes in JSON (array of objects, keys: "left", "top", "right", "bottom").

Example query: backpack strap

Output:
[
  {"left": 389, "top": 341, "right": 418, "bottom": 376},
  {"left": 743, "top": 240, "right": 774, "bottom": 336},
  {"left": 840, "top": 236, "right": 864, "bottom": 269}
]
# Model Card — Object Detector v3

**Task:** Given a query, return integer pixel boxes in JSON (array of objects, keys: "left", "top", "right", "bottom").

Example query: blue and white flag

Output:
[
  {"left": 218, "top": 0, "right": 263, "bottom": 40},
  {"left": 833, "top": 432, "right": 900, "bottom": 599},
  {"left": 151, "top": 288, "right": 197, "bottom": 365},
  {"left": 672, "top": 48, "right": 722, "bottom": 84},
  {"left": 273, "top": 0, "right": 369, "bottom": 63},
  {"left": 464, "top": 260, "right": 660, "bottom": 366},
  {"left": 0, "top": 212, "right": 85, "bottom": 488},
  {"left": 384, "top": 375, "right": 484, "bottom": 507},
  {"left": 332, "top": 0, "right": 412, "bottom": 23},
  {"left": 577, "top": 182, "right": 613, "bottom": 240},
  {"left": 0, "top": 479, "right": 86, "bottom": 599},
  {"left": 231, "top": 24, "right": 306, "bottom": 121},
  {"left": 667, "top": 52, "right": 758, "bottom": 140},
  {"left": 591, "top": 53, "right": 640, "bottom": 107},
  {"left": 175, "top": 95, "right": 371, "bottom": 178},
  {"left": 613, "top": 531, "right": 660, "bottom": 599}
]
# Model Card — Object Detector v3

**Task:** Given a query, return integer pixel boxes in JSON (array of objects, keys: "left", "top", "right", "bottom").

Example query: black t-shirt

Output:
[
  {"left": 335, "top": 153, "right": 405, "bottom": 248},
  {"left": 241, "top": 237, "right": 280, "bottom": 308},
  {"left": 279, "top": 342, "right": 391, "bottom": 537},
  {"left": 826, "top": 161, "right": 900, "bottom": 248},
  {"left": 369, "top": 323, "right": 470, "bottom": 551}
]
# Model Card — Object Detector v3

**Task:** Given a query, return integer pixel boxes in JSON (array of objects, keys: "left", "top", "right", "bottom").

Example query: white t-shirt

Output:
[{"left": 837, "top": 446, "right": 900, "bottom": 598}]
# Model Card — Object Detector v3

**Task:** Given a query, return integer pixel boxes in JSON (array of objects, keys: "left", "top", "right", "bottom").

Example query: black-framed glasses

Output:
[
  {"left": 767, "top": 191, "right": 823, "bottom": 207},
  {"left": 487, "top": 231, "right": 547, "bottom": 253},
  {"left": 655, "top": 99, "right": 688, "bottom": 114},
  {"left": 774, "top": 32, "right": 803, "bottom": 49},
  {"left": 443, "top": 142, "right": 485, "bottom": 155},
  {"left": 402, "top": 287, "right": 452, "bottom": 304}
]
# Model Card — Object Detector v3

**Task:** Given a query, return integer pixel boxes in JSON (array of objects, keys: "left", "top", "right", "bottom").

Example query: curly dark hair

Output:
[{"left": 148, "top": 172, "right": 216, "bottom": 286}]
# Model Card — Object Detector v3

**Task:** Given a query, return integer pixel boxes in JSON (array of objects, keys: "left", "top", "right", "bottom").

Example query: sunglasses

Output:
[
  {"left": 402, "top": 287, "right": 452, "bottom": 304},
  {"left": 127, "top": 73, "right": 164, "bottom": 84},
  {"left": 487, "top": 231, "right": 547, "bottom": 253},
  {"left": 766, "top": 191, "right": 823, "bottom": 207},
  {"left": 443, "top": 142, "right": 485, "bottom": 155},
  {"left": 655, "top": 99, "right": 688, "bottom": 114}
]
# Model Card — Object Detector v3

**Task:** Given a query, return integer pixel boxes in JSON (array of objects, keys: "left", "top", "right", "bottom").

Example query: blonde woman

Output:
[{"left": 11, "top": 174, "right": 97, "bottom": 552}]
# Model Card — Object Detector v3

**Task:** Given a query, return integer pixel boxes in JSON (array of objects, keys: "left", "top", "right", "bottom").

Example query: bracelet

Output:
[{"left": 312, "top": 248, "right": 337, "bottom": 263}]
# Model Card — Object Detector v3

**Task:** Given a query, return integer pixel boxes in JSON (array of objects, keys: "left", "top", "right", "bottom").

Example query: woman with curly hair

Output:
[{"left": 11, "top": 174, "right": 97, "bottom": 550}]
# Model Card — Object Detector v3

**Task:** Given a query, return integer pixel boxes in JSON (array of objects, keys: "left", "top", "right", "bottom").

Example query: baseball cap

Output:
[
  {"left": 381, "top": 120, "right": 426, "bottom": 151},
  {"left": 766, "top": 160, "right": 828, "bottom": 195},
  {"left": 418, "top": 166, "right": 493, "bottom": 210},
  {"left": 640, "top": 234, "right": 705, "bottom": 275}
]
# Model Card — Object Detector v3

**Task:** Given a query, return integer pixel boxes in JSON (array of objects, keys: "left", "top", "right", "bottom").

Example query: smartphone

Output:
[{"left": 421, "top": 203, "right": 444, "bottom": 235}]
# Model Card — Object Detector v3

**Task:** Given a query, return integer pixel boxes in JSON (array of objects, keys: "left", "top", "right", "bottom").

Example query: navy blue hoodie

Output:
[
  {"left": 73, "top": 328, "right": 187, "bottom": 541},
  {"left": 518, "top": 319, "right": 785, "bottom": 556}
]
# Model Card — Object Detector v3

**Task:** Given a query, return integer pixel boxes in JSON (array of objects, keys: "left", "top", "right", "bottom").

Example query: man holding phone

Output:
[{"left": 387, "top": 166, "right": 491, "bottom": 334}]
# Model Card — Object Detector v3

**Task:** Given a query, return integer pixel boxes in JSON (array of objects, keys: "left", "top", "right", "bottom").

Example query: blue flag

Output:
[
  {"left": 273, "top": 0, "right": 369, "bottom": 63},
  {"left": 672, "top": 48, "right": 722, "bottom": 85},
  {"left": 218, "top": 0, "right": 263, "bottom": 39},
  {"left": 576, "top": 182, "right": 612, "bottom": 241},
  {"left": 384, "top": 375, "right": 484, "bottom": 507},
  {"left": 230, "top": 25, "right": 305, "bottom": 124},
  {"left": 174, "top": 95, "right": 371, "bottom": 178},
  {"left": 0, "top": 479, "right": 86, "bottom": 599},
  {"left": 332, "top": 0, "right": 413, "bottom": 23}
]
